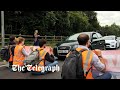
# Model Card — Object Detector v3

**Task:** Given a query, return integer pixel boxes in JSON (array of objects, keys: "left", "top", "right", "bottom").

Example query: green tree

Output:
[{"left": 83, "top": 11, "right": 100, "bottom": 31}]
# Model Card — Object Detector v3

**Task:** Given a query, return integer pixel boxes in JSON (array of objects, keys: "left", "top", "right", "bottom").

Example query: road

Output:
[
  {"left": 0, "top": 60, "right": 63, "bottom": 79},
  {"left": 0, "top": 48, "right": 120, "bottom": 79}
]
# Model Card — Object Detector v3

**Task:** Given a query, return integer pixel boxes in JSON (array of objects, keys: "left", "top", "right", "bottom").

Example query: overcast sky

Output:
[{"left": 95, "top": 11, "right": 120, "bottom": 26}]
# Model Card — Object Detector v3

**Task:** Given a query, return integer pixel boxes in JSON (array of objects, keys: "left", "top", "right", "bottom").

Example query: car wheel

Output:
[
  {"left": 115, "top": 44, "right": 117, "bottom": 49},
  {"left": 103, "top": 45, "right": 106, "bottom": 50}
]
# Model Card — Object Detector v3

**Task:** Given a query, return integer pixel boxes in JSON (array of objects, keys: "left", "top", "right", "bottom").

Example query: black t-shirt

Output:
[
  {"left": 45, "top": 52, "right": 54, "bottom": 63},
  {"left": 9, "top": 41, "right": 16, "bottom": 45},
  {"left": 9, "top": 41, "right": 16, "bottom": 56}
]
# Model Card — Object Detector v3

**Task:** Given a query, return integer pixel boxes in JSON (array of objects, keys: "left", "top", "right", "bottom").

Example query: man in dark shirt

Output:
[
  {"left": 38, "top": 39, "right": 57, "bottom": 64},
  {"left": 8, "top": 35, "right": 16, "bottom": 68},
  {"left": 31, "top": 39, "right": 58, "bottom": 75}
]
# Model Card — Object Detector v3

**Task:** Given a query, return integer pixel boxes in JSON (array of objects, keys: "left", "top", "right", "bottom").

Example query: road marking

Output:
[{"left": 0, "top": 65, "right": 7, "bottom": 68}]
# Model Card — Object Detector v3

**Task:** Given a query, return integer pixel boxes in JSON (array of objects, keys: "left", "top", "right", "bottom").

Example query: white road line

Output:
[{"left": 0, "top": 65, "right": 7, "bottom": 68}]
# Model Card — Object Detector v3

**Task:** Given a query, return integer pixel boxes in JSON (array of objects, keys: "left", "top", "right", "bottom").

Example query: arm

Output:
[
  {"left": 22, "top": 48, "right": 29, "bottom": 57},
  {"left": 45, "top": 52, "right": 54, "bottom": 63},
  {"left": 92, "top": 53, "right": 106, "bottom": 72}
]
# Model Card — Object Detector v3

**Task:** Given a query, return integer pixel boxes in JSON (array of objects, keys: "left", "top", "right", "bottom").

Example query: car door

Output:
[{"left": 91, "top": 33, "right": 105, "bottom": 50}]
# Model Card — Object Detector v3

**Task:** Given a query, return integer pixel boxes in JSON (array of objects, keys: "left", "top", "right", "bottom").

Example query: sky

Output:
[{"left": 95, "top": 11, "right": 120, "bottom": 26}]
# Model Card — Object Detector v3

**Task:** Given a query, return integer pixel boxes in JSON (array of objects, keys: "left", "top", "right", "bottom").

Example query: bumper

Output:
[
  {"left": 53, "top": 46, "right": 70, "bottom": 57},
  {"left": 106, "top": 44, "right": 116, "bottom": 48}
]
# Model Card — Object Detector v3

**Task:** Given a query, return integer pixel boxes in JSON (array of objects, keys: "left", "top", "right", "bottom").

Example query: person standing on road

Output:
[
  {"left": 66, "top": 34, "right": 112, "bottom": 79},
  {"left": 33, "top": 30, "right": 40, "bottom": 46}
]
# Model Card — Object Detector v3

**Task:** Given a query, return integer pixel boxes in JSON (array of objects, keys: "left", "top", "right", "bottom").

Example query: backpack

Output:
[
  {"left": 24, "top": 50, "right": 39, "bottom": 65},
  {"left": 61, "top": 49, "right": 92, "bottom": 79},
  {"left": 24, "top": 49, "right": 45, "bottom": 66},
  {"left": 0, "top": 46, "right": 11, "bottom": 61}
]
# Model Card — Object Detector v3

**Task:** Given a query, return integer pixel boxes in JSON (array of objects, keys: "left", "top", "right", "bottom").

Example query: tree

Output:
[
  {"left": 83, "top": 11, "right": 100, "bottom": 31},
  {"left": 68, "top": 11, "right": 89, "bottom": 34},
  {"left": 4, "top": 11, "right": 101, "bottom": 36}
]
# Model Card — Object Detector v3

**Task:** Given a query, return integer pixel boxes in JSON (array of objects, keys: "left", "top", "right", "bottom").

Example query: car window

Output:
[
  {"left": 92, "top": 33, "right": 98, "bottom": 39},
  {"left": 96, "top": 33, "right": 102, "bottom": 38},
  {"left": 66, "top": 33, "right": 91, "bottom": 41},
  {"left": 66, "top": 33, "right": 80, "bottom": 40}
]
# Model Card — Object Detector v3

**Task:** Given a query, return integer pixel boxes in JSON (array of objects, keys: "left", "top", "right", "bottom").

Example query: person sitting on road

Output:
[
  {"left": 67, "top": 34, "right": 112, "bottom": 79},
  {"left": 13, "top": 37, "right": 32, "bottom": 72},
  {"left": 8, "top": 35, "right": 16, "bottom": 69},
  {"left": 31, "top": 39, "right": 58, "bottom": 75}
]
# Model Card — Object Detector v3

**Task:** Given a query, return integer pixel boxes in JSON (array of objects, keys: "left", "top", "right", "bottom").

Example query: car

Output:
[
  {"left": 103, "top": 35, "right": 120, "bottom": 49},
  {"left": 117, "top": 37, "right": 120, "bottom": 44},
  {"left": 53, "top": 32, "right": 106, "bottom": 59}
]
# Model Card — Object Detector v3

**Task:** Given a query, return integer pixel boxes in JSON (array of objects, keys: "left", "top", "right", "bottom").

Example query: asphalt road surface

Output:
[
  {"left": 0, "top": 60, "right": 63, "bottom": 79},
  {"left": 0, "top": 48, "right": 120, "bottom": 79}
]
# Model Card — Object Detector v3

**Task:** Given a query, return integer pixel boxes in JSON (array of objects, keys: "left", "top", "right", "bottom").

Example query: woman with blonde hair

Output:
[
  {"left": 13, "top": 37, "right": 33, "bottom": 72},
  {"left": 34, "top": 30, "right": 40, "bottom": 46}
]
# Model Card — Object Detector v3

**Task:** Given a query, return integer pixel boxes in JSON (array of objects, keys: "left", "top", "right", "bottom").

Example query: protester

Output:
[
  {"left": 8, "top": 35, "right": 16, "bottom": 69},
  {"left": 31, "top": 39, "right": 58, "bottom": 75},
  {"left": 65, "top": 34, "right": 112, "bottom": 79},
  {"left": 13, "top": 37, "right": 33, "bottom": 72}
]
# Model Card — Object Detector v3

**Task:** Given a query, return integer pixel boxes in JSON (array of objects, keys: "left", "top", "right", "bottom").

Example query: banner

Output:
[
  {"left": 101, "top": 50, "right": 120, "bottom": 72},
  {"left": 24, "top": 46, "right": 53, "bottom": 55},
  {"left": 24, "top": 46, "right": 120, "bottom": 72}
]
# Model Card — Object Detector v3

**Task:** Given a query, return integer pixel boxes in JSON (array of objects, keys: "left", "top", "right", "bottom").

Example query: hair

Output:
[
  {"left": 15, "top": 37, "right": 25, "bottom": 44},
  {"left": 39, "top": 39, "right": 47, "bottom": 47},
  {"left": 9, "top": 35, "right": 15, "bottom": 41},
  {"left": 34, "top": 30, "right": 38, "bottom": 34},
  {"left": 77, "top": 34, "right": 89, "bottom": 45}
]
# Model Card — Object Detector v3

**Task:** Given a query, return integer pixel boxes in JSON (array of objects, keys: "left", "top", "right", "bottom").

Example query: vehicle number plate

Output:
[{"left": 58, "top": 50, "right": 69, "bottom": 53}]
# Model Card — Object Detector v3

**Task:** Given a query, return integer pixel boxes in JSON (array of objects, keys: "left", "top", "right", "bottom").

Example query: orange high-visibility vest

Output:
[
  {"left": 33, "top": 48, "right": 47, "bottom": 72},
  {"left": 66, "top": 48, "right": 94, "bottom": 79},
  {"left": 13, "top": 45, "right": 25, "bottom": 66}
]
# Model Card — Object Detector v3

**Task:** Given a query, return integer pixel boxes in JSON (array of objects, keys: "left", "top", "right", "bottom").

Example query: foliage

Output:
[
  {"left": 4, "top": 11, "right": 120, "bottom": 37},
  {"left": 3, "top": 11, "right": 99, "bottom": 36}
]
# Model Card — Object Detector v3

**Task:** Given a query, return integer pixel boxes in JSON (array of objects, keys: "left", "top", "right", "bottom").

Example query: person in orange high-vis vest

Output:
[
  {"left": 13, "top": 37, "right": 31, "bottom": 72},
  {"left": 66, "top": 34, "right": 112, "bottom": 79},
  {"left": 31, "top": 39, "right": 58, "bottom": 75}
]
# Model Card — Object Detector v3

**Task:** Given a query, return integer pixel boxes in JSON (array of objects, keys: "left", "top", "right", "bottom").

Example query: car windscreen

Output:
[
  {"left": 104, "top": 36, "right": 115, "bottom": 40},
  {"left": 66, "top": 33, "right": 90, "bottom": 41}
]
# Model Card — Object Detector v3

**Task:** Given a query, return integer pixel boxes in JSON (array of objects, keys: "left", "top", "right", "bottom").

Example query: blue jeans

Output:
[
  {"left": 31, "top": 60, "right": 58, "bottom": 75},
  {"left": 92, "top": 70, "right": 112, "bottom": 79}
]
